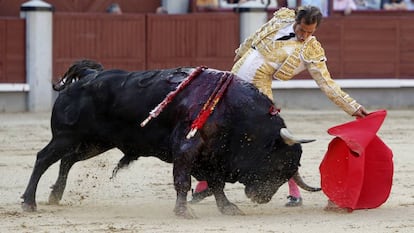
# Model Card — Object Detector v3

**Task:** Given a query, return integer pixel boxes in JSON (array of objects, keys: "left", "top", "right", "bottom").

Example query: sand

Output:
[{"left": 0, "top": 110, "right": 413, "bottom": 233}]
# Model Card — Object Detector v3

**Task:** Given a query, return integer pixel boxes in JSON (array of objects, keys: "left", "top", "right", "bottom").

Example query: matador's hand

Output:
[{"left": 352, "top": 106, "right": 369, "bottom": 118}]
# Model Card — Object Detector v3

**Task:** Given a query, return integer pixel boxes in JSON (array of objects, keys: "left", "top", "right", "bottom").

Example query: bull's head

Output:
[
  {"left": 243, "top": 128, "right": 316, "bottom": 204},
  {"left": 244, "top": 177, "right": 289, "bottom": 204}
]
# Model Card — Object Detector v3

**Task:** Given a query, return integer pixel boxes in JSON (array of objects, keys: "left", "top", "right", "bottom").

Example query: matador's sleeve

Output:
[
  {"left": 303, "top": 38, "right": 361, "bottom": 116},
  {"left": 234, "top": 30, "right": 255, "bottom": 58}
]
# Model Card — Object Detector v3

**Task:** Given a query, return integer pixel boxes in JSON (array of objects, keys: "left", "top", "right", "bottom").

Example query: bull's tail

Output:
[
  {"left": 292, "top": 171, "right": 321, "bottom": 192},
  {"left": 53, "top": 59, "right": 104, "bottom": 91}
]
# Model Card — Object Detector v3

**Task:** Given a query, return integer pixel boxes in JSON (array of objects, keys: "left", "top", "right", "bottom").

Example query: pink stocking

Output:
[{"left": 288, "top": 178, "right": 301, "bottom": 198}]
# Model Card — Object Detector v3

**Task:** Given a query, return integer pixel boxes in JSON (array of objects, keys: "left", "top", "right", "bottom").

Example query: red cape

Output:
[{"left": 319, "top": 110, "right": 393, "bottom": 210}]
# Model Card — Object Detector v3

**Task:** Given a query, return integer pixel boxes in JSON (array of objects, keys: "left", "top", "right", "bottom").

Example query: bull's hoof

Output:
[
  {"left": 48, "top": 193, "right": 60, "bottom": 205},
  {"left": 219, "top": 203, "right": 245, "bottom": 216},
  {"left": 21, "top": 202, "right": 37, "bottom": 212},
  {"left": 174, "top": 206, "right": 198, "bottom": 219}
]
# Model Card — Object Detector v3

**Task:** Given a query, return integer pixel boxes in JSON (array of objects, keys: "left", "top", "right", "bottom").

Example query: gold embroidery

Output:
[
  {"left": 274, "top": 46, "right": 301, "bottom": 80},
  {"left": 234, "top": 8, "right": 295, "bottom": 59},
  {"left": 273, "top": 37, "right": 326, "bottom": 81},
  {"left": 257, "top": 41, "right": 300, "bottom": 63},
  {"left": 308, "top": 61, "right": 361, "bottom": 115},
  {"left": 252, "top": 63, "right": 274, "bottom": 100},
  {"left": 231, "top": 49, "right": 253, "bottom": 74},
  {"left": 301, "top": 37, "right": 327, "bottom": 63},
  {"left": 273, "top": 7, "right": 295, "bottom": 20},
  {"left": 251, "top": 25, "right": 284, "bottom": 49},
  {"left": 250, "top": 8, "right": 295, "bottom": 50}
]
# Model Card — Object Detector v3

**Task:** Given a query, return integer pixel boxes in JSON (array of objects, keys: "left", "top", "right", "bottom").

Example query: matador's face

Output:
[{"left": 294, "top": 19, "right": 317, "bottom": 42}]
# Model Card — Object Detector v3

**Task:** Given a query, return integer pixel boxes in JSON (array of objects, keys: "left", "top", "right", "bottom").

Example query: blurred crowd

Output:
[{"left": 195, "top": 0, "right": 414, "bottom": 16}]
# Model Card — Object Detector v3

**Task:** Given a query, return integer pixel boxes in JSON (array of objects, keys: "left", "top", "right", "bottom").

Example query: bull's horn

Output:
[
  {"left": 292, "top": 171, "right": 321, "bottom": 192},
  {"left": 280, "top": 128, "right": 315, "bottom": 145}
]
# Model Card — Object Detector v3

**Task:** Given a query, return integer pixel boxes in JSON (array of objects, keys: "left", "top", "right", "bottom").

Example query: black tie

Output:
[{"left": 277, "top": 33, "right": 296, "bottom": 41}]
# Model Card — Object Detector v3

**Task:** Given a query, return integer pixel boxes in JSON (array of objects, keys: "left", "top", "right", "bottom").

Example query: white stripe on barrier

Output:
[
  {"left": 0, "top": 84, "right": 30, "bottom": 92},
  {"left": 2, "top": 79, "right": 414, "bottom": 92},
  {"left": 272, "top": 79, "right": 414, "bottom": 89}
]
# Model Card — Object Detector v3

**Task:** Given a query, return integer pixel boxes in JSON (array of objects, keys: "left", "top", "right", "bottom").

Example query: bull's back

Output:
[
  {"left": 50, "top": 68, "right": 193, "bottom": 148},
  {"left": 51, "top": 66, "right": 276, "bottom": 150}
]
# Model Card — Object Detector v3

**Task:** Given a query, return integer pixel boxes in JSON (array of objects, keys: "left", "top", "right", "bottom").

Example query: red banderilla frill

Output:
[
  {"left": 140, "top": 66, "right": 206, "bottom": 127},
  {"left": 186, "top": 72, "right": 234, "bottom": 139}
]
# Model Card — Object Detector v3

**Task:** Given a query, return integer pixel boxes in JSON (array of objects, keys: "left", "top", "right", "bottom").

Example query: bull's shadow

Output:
[{"left": 21, "top": 60, "right": 319, "bottom": 218}]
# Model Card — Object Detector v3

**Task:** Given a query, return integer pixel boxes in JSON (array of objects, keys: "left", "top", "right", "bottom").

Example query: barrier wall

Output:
[{"left": 1, "top": 7, "right": 414, "bottom": 111}]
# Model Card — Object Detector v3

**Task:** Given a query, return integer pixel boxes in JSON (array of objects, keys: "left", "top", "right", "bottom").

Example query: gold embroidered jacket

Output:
[{"left": 231, "top": 8, "right": 361, "bottom": 115}]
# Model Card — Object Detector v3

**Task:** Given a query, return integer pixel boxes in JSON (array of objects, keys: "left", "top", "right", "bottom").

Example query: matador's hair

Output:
[{"left": 295, "top": 5, "right": 323, "bottom": 27}]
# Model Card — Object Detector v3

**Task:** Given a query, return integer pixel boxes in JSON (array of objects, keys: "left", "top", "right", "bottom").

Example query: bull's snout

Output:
[{"left": 245, "top": 186, "right": 272, "bottom": 204}]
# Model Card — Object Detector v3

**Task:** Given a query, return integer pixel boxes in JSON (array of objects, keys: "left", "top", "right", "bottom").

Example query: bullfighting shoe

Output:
[
  {"left": 285, "top": 195, "right": 303, "bottom": 207},
  {"left": 324, "top": 200, "right": 353, "bottom": 213}
]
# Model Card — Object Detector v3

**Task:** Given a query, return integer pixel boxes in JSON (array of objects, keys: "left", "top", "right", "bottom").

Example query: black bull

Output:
[{"left": 21, "top": 60, "right": 320, "bottom": 218}]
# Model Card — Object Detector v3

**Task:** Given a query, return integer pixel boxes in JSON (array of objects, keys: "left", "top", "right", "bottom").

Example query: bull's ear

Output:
[{"left": 280, "top": 128, "right": 315, "bottom": 145}]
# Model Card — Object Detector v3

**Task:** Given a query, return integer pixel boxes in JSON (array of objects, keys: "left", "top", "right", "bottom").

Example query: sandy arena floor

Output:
[{"left": 0, "top": 109, "right": 413, "bottom": 233}]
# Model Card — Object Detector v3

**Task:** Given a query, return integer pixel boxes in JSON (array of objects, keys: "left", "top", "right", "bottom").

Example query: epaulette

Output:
[
  {"left": 251, "top": 8, "right": 294, "bottom": 46},
  {"left": 273, "top": 7, "right": 295, "bottom": 19},
  {"left": 301, "top": 37, "right": 327, "bottom": 63}
]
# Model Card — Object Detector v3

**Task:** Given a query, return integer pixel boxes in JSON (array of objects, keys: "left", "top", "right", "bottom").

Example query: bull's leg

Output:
[
  {"left": 49, "top": 144, "right": 112, "bottom": 204},
  {"left": 48, "top": 156, "right": 77, "bottom": 205},
  {"left": 171, "top": 131, "right": 201, "bottom": 219},
  {"left": 173, "top": 167, "right": 195, "bottom": 219},
  {"left": 210, "top": 181, "right": 244, "bottom": 216},
  {"left": 21, "top": 138, "right": 72, "bottom": 211}
]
